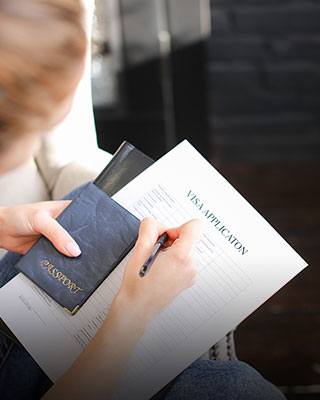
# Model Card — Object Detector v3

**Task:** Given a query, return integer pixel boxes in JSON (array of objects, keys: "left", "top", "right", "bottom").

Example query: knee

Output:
[
  {"left": 167, "top": 360, "right": 285, "bottom": 400},
  {"left": 188, "top": 360, "right": 260, "bottom": 389}
]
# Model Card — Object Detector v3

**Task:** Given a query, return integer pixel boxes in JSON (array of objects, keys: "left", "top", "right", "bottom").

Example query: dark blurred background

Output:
[{"left": 92, "top": 1, "right": 320, "bottom": 398}]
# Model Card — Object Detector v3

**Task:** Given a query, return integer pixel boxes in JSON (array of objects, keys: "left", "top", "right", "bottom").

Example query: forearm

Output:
[{"left": 43, "top": 295, "right": 148, "bottom": 400}]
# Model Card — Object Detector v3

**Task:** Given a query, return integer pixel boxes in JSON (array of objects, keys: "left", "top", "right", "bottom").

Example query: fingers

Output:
[
  {"left": 32, "top": 210, "right": 81, "bottom": 257},
  {"left": 167, "top": 219, "right": 203, "bottom": 256},
  {"left": 129, "top": 217, "right": 167, "bottom": 270},
  {"left": 120, "top": 218, "right": 203, "bottom": 321},
  {"left": 129, "top": 218, "right": 203, "bottom": 275}
]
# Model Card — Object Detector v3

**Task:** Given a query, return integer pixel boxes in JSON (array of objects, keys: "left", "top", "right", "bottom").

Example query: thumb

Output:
[{"left": 33, "top": 211, "right": 81, "bottom": 257}]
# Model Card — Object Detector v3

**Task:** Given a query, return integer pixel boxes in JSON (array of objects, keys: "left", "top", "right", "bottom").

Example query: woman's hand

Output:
[
  {"left": 0, "top": 201, "right": 81, "bottom": 257},
  {"left": 44, "top": 217, "right": 203, "bottom": 400},
  {"left": 113, "top": 217, "right": 203, "bottom": 325}
]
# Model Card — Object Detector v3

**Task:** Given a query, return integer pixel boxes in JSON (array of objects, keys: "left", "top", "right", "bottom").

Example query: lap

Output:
[
  {"left": 162, "top": 360, "right": 285, "bottom": 400},
  {"left": 0, "top": 355, "right": 285, "bottom": 400},
  {"left": 0, "top": 183, "right": 285, "bottom": 400}
]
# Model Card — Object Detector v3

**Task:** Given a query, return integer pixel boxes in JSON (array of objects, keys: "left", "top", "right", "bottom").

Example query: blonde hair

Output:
[{"left": 0, "top": 0, "right": 86, "bottom": 150}]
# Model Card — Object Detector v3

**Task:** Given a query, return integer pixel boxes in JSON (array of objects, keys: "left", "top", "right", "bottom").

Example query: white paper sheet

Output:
[{"left": 0, "top": 140, "right": 307, "bottom": 399}]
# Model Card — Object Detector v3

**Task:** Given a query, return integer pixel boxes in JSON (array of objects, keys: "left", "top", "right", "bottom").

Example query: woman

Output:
[{"left": 0, "top": 1, "right": 285, "bottom": 399}]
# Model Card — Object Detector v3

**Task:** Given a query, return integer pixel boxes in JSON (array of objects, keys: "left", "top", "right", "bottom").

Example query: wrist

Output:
[
  {"left": 95, "top": 293, "right": 148, "bottom": 353},
  {"left": 108, "top": 291, "right": 151, "bottom": 332}
]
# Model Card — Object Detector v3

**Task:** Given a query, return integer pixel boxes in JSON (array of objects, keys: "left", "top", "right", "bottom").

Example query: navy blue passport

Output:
[{"left": 15, "top": 182, "right": 140, "bottom": 315}]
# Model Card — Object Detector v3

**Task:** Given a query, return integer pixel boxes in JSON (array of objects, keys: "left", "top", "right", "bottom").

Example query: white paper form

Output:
[{"left": 0, "top": 140, "right": 307, "bottom": 400}]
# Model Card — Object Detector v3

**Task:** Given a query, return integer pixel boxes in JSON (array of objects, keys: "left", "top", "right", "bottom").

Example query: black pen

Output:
[{"left": 139, "top": 232, "right": 168, "bottom": 277}]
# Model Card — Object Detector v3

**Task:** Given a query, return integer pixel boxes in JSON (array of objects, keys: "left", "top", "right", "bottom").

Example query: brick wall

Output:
[{"left": 207, "top": 0, "right": 320, "bottom": 163}]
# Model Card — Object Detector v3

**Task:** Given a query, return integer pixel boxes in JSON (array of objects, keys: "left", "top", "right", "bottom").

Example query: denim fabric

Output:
[
  {"left": 161, "top": 360, "right": 285, "bottom": 400},
  {"left": 0, "top": 252, "right": 22, "bottom": 288},
  {"left": 0, "top": 184, "right": 286, "bottom": 400}
]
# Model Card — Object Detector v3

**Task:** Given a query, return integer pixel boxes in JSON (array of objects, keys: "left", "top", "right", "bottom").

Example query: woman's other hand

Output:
[
  {"left": 114, "top": 217, "right": 203, "bottom": 325},
  {"left": 43, "top": 217, "right": 203, "bottom": 400},
  {"left": 0, "top": 201, "right": 81, "bottom": 257}
]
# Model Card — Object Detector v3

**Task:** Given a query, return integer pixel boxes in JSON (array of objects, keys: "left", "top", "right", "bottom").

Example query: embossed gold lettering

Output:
[{"left": 40, "top": 260, "right": 83, "bottom": 294}]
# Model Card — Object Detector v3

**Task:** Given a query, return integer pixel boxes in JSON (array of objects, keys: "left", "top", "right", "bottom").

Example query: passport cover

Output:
[
  {"left": 15, "top": 182, "right": 140, "bottom": 314},
  {"left": 1, "top": 141, "right": 152, "bottom": 338}
]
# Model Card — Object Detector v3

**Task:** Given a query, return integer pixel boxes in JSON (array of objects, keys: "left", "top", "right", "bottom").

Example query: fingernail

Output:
[{"left": 66, "top": 242, "right": 81, "bottom": 257}]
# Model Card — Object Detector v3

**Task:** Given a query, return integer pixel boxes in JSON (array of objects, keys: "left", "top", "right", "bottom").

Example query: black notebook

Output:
[{"left": 94, "top": 141, "right": 154, "bottom": 197}]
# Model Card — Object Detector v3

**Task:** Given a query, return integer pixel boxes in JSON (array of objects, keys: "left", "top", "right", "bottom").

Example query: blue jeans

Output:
[{"left": 0, "top": 185, "right": 285, "bottom": 399}]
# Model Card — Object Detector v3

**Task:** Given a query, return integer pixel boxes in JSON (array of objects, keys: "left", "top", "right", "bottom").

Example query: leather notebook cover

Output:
[
  {"left": 94, "top": 141, "right": 154, "bottom": 197},
  {"left": 15, "top": 182, "right": 140, "bottom": 315}
]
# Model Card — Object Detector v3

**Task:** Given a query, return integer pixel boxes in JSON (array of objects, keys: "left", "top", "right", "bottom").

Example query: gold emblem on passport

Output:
[{"left": 41, "top": 260, "right": 83, "bottom": 294}]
